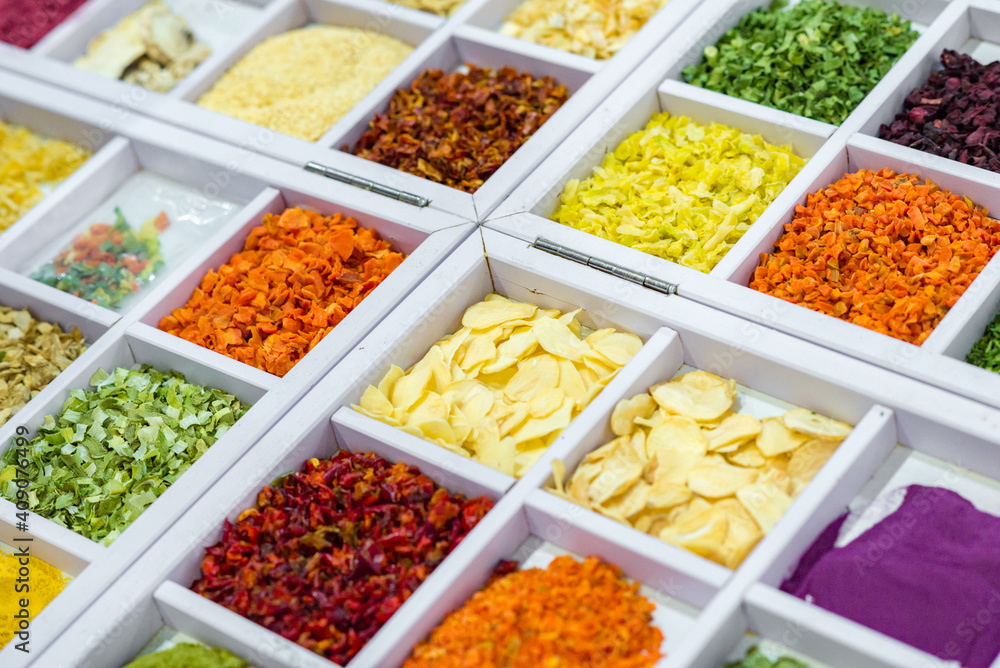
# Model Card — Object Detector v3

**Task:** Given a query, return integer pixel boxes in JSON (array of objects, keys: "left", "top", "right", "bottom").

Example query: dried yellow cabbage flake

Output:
[{"left": 552, "top": 112, "right": 806, "bottom": 273}]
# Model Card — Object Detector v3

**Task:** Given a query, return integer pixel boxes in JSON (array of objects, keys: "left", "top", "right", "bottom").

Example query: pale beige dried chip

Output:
[
  {"left": 463, "top": 296, "right": 537, "bottom": 330},
  {"left": 533, "top": 317, "right": 593, "bottom": 361},
  {"left": 736, "top": 482, "right": 793, "bottom": 533},
  {"left": 687, "top": 459, "right": 758, "bottom": 498},
  {"left": 757, "top": 417, "right": 811, "bottom": 457},
  {"left": 787, "top": 438, "right": 840, "bottom": 485},
  {"left": 706, "top": 413, "right": 761, "bottom": 451},
  {"left": 611, "top": 393, "right": 657, "bottom": 436},
  {"left": 651, "top": 372, "right": 735, "bottom": 422},
  {"left": 725, "top": 443, "right": 767, "bottom": 468},
  {"left": 782, "top": 408, "right": 852, "bottom": 441}
]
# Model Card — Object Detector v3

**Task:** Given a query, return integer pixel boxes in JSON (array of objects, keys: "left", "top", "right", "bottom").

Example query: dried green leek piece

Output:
[{"left": 0, "top": 365, "right": 249, "bottom": 544}]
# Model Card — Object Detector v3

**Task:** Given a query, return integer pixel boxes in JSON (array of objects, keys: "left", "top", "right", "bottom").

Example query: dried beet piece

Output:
[
  {"left": 879, "top": 50, "right": 1000, "bottom": 174},
  {"left": 349, "top": 65, "right": 569, "bottom": 193}
]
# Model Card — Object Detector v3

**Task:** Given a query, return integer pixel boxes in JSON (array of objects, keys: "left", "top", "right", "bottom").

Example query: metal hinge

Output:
[
  {"left": 531, "top": 238, "right": 679, "bottom": 296},
  {"left": 305, "top": 162, "right": 431, "bottom": 208}
]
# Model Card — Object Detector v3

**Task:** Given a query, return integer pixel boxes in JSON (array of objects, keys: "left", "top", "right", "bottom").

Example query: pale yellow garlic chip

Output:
[
  {"left": 645, "top": 478, "right": 692, "bottom": 512},
  {"left": 651, "top": 372, "right": 735, "bottom": 422},
  {"left": 551, "top": 459, "right": 568, "bottom": 494},
  {"left": 504, "top": 354, "right": 560, "bottom": 402},
  {"left": 460, "top": 334, "right": 498, "bottom": 371},
  {"left": 787, "top": 439, "right": 840, "bottom": 484},
  {"left": 533, "top": 317, "right": 593, "bottom": 361},
  {"left": 590, "top": 331, "right": 644, "bottom": 366},
  {"left": 757, "top": 417, "right": 811, "bottom": 457},
  {"left": 714, "top": 499, "right": 764, "bottom": 568},
  {"left": 687, "top": 459, "right": 759, "bottom": 498},
  {"left": 659, "top": 504, "right": 730, "bottom": 564},
  {"left": 511, "top": 397, "right": 574, "bottom": 444},
  {"left": 481, "top": 329, "right": 537, "bottom": 374},
  {"left": 588, "top": 439, "right": 645, "bottom": 503},
  {"left": 611, "top": 393, "right": 657, "bottom": 436},
  {"left": 725, "top": 443, "right": 767, "bottom": 468},
  {"left": 529, "top": 387, "right": 566, "bottom": 418},
  {"left": 357, "top": 385, "right": 393, "bottom": 419},
  {"left": 605, "top": 480, "right": 651, "bottom": 519},
  {"left": 557, "top": 358, "right": 589, "bottom": 406},
  {"left": 441, "top": 379, "right": 494, "bottom": 424},
  {"left": 378, "top": 365, "right": 405, "bottom": 398},
  {"left": 437, "top": 327, "right": 470, "bottom": 365},
  {"left": 736, "top": 482, "right": 793, "bottom": 533},
  {"left": 462, "top": 296, "right": 537, "bottom": 329},
  {"left": 782, "top": 409, "right": 853, "bottom": 441},
  {"left": 706, "top": 413, "right": 762, "bottom": 451},
  {"left": 646, "top": 416, "right": 709, "bottom": 458}
]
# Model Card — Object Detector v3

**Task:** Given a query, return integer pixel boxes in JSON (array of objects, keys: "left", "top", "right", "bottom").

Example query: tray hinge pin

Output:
[
  {"left": 305, "top": 162, "right": 431, "bottom": 208},
  {"left": 531, "top": 237, "right": 679, "bottom": 296}
]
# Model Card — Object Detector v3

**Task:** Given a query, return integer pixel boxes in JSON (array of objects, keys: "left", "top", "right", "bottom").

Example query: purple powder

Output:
[{"left": 781, "top": 485, "right": 1000, "bottom": 668}]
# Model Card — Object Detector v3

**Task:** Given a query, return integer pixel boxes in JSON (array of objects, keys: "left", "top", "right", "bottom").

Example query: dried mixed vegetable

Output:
[
  {"left": 403, "top": 555, "right": 663, "bottom": 667},
  {"left": 386, "top": 0, "right": 465, "bottom": 16},
  {"left": 499, "top": 0, "right": 668, "bottom": 60},
  {"left": 550, "top": 371, "right": 850, "bottom": 568},
  {"left": 0, "top": 0, "right": 89, "bottom": 48},
  {"left": 552, "top": 112, "right": 806, "bottom": 273},
  {"left": 122, "top": 643, "right": 251, "bottom": 668},
  {"left": 880, "top": 50, "right": 1000, "bottom": 175},
  {"left": 0, "top": 120, "right": 89, "bottom": 236},
  {"left": 0, "top": 306, "right": 87, "bottom": 429},
  {"left": 351, "top": 65, "right": 569, "bottom": 193},
  {"left": 197, "top": 26, "right": 413, "bottom": 141},
  {"left": 966, "top": 311, "right": 1000, "bottom": 374},
  {"left": 31, "top": 208, "right": 169, "bottom": 310},
  {"left": 354, "top": 294, "right": 643, "bottom": 477},
  {"left": 158, "top": 207, "right": 404, "bottom": 377},
  {"left": 190, "top": 451, "right": 494, "bottom": 666},
  {"left": 750, "top": 169, "right": 1000, "bottom": 345},
  {"left": 727, "top": 646, "right": 808, "bottom": 668},
  {"left": 74, "top": 1, "right": 211, "bottom": 93},
  {"left": 0, "top": 550, "right": 70, "bottom": 646},
  {"left": 683, "top": 0, "right": 919, "bottom": 126},
  {"left": 0, "top": 365, "right": 249, "bottom": 545}
]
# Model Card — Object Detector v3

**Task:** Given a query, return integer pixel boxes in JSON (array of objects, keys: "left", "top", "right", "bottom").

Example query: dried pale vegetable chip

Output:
[
  {"left": 1, "top": 550, "right": 69, "bottom": 645},
  {"left": 0, "top": 120, "right": 89, "bottom": 236},
  {"left": 386, "top": 0, "right": 465, "bottom": 16},
  {"left": 880, "top": 50, "right": 1000, "bottom": 176},
  {"left": 74, "top": 0, "right": 211, "bottom": 93},
  {"left": 750, "top": 169, "right": 1000, "bottom": 345},
  {"left": 191, "top": 452, "right": 493, "bottom": 666},
  {"left": 0, "top": 365, "right": 249, "bottom": 545},
  {"left": 197, "top": 26, "right": 413, "bottom": 141},
  {"left": 550, "top": 371, "right": 851, "bottom": 569},
  {"left": 354, "top": 294, "right": 643, "bottom": 477},
  {"left": 0, "top": 306, "right": 87, "bottom": 429},
  {"left": 499, "top": 0, "right": 668, "bottom": 60},
  {"left": 683, "top": 0, "right": 919, "bottom": 126},
  {"left": 403, "top": 555, "right": 663, "bottom": 667},
  {"left": 158, "top": 207, "right": 405, "bottom": 377},
  {"left": 552, "top": 112, "right": 806, "bottom": 273},
  {"left": 31, "top": 208, "right": 169, "bottom": 310},
  {"left": 351, "top": 65, "right": 569, "bottom": 193}
]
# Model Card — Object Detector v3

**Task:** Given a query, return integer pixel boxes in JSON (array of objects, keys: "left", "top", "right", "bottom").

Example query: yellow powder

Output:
[
  {"left": 0, "top": 121, "right": 89, "bottom": 236},
  {"left": 197, "top": 25, "right": 414, "bottom": 142},
  {"left": 0, "top": 550, "right": 71, "bottom": 646}
]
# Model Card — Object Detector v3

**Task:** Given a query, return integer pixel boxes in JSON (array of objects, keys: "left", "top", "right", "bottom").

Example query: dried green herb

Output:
[
  {"left": 726, "top": 646, "right": 808, "bottom": 668},
  {"left": 967, "top": 311, "right": 1000, "bottom": 373},
  {"left": 0, "top": 365, "right": 249, "bottom": 544},
  {"left": 682, "top": 0, "right": 919, "bottom": 126}
]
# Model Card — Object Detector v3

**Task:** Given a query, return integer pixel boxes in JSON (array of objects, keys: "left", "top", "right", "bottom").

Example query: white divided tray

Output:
[
  {"left": 0, "top": 0, "right": 703, "bottom": 221},
  {"left": 0, "top": 75, "right": 475, "bottom": 668},
  {"left": 31, "top": 230, "right": 1000, "bottom": 668},
  {"left": 488, "top": 0, "right": 1000, "bottom": 414}
]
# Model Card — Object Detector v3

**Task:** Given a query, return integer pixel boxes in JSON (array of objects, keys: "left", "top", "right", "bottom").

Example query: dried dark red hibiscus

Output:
[
  {"left": 879, "top": 50, "right": 1000, "bottom": 174},
  {"left": 350, "top": 64, "right": 570, "bottom": 193},
  {"left": 190, "top": 451, "right": 494, "bottom": 665}
]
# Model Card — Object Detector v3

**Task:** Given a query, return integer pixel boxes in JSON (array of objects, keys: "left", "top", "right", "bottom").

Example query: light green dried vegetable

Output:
[
  {"left": 0, "top": 306, "right": 87, "bottom": 428},
  {"left": 0, "top": 365, "right": 249, "bottom": 545}
]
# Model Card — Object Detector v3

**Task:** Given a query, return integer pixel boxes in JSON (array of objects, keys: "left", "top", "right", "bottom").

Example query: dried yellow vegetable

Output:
[
  {"left": 0, "top": 121, "right": 89, "bottom": 236},
  {"left": 354, "top": 294, "right": 643, "bottom": 478},
  {"left": 552, "top": 112, "right": 806, "bottom": 273},
  {"left": 386, "top": 0, "right": 465, "bottom": 16},
  {"left": 550, "top": 371, "right": 851, "bottom": 569},
  {"left": 499, "top": 0, "right": 668, "bottom": 60},
  {"left": 197, "top": 26, "right": 413, "bottom": 141},
  {"left": 0, "top": 306, "right": 88, "bottom": 428}
]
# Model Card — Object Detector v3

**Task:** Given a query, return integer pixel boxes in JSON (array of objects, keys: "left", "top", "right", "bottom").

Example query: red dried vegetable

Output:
[
  {"left": 750, "top": 168, "right": 1000, "bottom": 345},
  {"left": 190, "top": 451, "right": 494, "bottom": 666},
  {"left": 879, "top": 50, "right": 1000, "bottom": 174},
  {"left": 158, "top": 207, "right": 405, "bottom": 377},
  {"left": 350, "top": 64, "right": 570, "bottom": 193}
]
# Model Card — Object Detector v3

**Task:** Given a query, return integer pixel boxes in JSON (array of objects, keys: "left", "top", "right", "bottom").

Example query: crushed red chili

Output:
[
  {"left": 350, "top": 64, "right": 570, "bottom": 193},
  {"left": 190, "top": 451, "right": 494, "bottom": 665}
]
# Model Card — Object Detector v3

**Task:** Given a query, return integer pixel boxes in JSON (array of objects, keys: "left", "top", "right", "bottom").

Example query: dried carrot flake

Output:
[
  {"left": 403, "top": 555, "right": 664, "bottom": 668},
  {"left": 158, "top": 208, "right": 405, "bottom": 377},
  {"left": 750, "top": 168, "right": 1000, "bottom": 345}
]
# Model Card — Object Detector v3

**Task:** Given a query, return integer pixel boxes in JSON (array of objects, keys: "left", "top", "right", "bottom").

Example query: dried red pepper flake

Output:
[
  {"left": 750, "top": 168, "right": 1000, "bottom": 345},
  {"left": 403, "top": 555, "right": 664, "bottom": 667},
  {"left": 190, "top": 451, "right": 494, "bottom": 666},
  {"left": 157, "top": 207, "right": 406, "bottom": 377},
  {"left": 349, "top": 64, "right": 570, "bottom": 193}
]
